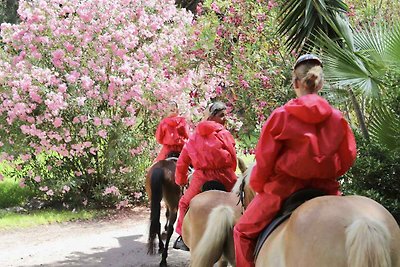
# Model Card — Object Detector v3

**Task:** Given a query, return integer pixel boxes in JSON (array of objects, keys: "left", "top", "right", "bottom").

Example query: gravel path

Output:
[{"left": 0, "top": 207, "right": 190, "bottom": 267}]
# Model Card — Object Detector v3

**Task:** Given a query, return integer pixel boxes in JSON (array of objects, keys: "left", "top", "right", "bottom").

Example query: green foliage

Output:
[
  {"left": 341, "top": 133, "right": 400, "bottom": 223},
  {"left": 0, "top": 0, "right": 19, "bottom": 24},
  {"left": 0, "top": 177, "right": 35, "bottom": 208}
]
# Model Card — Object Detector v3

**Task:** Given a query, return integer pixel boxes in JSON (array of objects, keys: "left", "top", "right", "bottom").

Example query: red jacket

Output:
[
  {"left": 156, "top": 116, "right": 189, "bottom": 146},
  {"left": 175, "top": 120, "right": 237, "bottom": 188},
  {"left": 250, "top": 94, "right": 357, "bottom": 193}
]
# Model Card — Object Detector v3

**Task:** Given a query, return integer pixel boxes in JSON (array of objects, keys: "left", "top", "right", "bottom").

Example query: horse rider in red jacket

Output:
[
  {"left": 173, "top": 101, "right": 238, "bottom": 250},
  {"left": 155, "top": 101, "right": 189, "bottom": 162},
  {"left": 233, "top": 54, "right": 357, "bottom": 267}
]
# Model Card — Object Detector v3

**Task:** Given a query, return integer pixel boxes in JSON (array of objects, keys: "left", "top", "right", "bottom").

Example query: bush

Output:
[
  {"left": 341, "top": 133, "right": 400, "bottom": 223},
  {"left": 0, "top": 0, "right": 201, "bottom": 208}
]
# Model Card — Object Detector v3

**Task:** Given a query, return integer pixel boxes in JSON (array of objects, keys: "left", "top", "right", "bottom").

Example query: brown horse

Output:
[
  {"left": 181, "top": 158, "right": 250, "bottom": 267},
  {"left": 194, "top": 164, "right": 400, "bottom": 267},
  {"left": 145, "top": 153, "right": 181, "bottom": 267}
]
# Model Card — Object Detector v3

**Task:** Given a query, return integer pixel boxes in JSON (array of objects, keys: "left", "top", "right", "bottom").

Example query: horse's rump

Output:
[
  {"left": 257, "top": 195, "right": 400, "bottom": 267},
  {"left": 182, "top": 190, "right": 242, "bottom": 266}
]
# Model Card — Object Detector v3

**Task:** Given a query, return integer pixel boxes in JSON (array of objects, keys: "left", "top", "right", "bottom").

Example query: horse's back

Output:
[{"left": 257, "top": 195, "right": 400, "bottom": 267}]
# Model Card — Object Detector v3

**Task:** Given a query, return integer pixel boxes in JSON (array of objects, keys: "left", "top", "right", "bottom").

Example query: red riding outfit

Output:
[
  {"left": 155, "top": 115, "right": 189, "bottom": 162},
  {"left": 175, "top": 120, "right": 237, "bottom": 235},
  {"left": 233, "top": 94, "right": 357, "bottom": 267}
]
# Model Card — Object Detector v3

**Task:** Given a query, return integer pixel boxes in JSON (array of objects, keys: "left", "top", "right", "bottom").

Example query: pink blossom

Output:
[
  {"left": 46, "top": 189, "right": 54, "bottom": 196},
  {"left": 21, "top": 154, "right": 32, "bottom": 161},
  {"left": 39, "top": 186, "right": 48, "bottom": 191},
  {"left": 53, "top": 117, "right": 63, "bottom": 128},
  {"left": 93, "top": 117, "right": 102, "bottom": 126},
  {"left": 98, "top": 129, "right": 107, "bottom": 138},
  {"left": 62, "top": 185, "right": 70, "bottom": 193},
  {"left": 34, "top": 175, "right": 42, "bottom": 182},
  {"left": 116, "top": 199, "right": 129, "bottom": 209},
  {"left": 211, "top": 2, "right": 221, "bottom": 13},
  {"left": 102, "top": 186, "right": 120, "bottom": 196},
  {"left": 51, "top": 49, "right": 65, "bottom": 68},
  {"left": 0, "top": 174, "right": 3, "bottom": 181},
  {"left": 19, "top": 178, "right": 26, "bottom": 188},
  {"left": 134, "top": 192, "right": 143, "bottom": 199}
]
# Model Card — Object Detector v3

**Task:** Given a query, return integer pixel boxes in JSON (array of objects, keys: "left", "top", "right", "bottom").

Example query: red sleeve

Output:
[
  {"left": 336, "top": 119, "right": 357, "bottom": 177},
  {"left": 250, "top": 111, "right": 284, "bottom": 193},
  {"left": 155, "top": 120, "right": 164, "bottom": 144},
  {"left": 218, "top": 130, "right": 237, "bottom": 171},
  {"left": 175, "top": 145, "right": 191, "bottom": 186}
]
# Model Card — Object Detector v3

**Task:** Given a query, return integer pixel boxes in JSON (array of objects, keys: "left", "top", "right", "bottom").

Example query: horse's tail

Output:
[
  {"left": 345, "top": 218, "right": 392, "bottom": 267},
  {"left": 147, "top": 167, "right": 164, "bottom": 255},
  {"left": 191, "top": 205, "right": 236, "bottom": 267}
]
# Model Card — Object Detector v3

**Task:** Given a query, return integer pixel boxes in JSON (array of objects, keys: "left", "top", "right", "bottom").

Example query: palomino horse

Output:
[
  {"left": 181, "top": 158, "right": 250, "bottom": 267},
  {"left": 145, "top": 152, "right": 181, "bottom": 267},
  {"left": 194, "top": 164, "right": 400, "bottom": 267}
]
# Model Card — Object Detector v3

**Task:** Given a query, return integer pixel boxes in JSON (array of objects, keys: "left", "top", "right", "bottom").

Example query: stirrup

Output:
[{"left": 173, "top": 236, "right": 190, "bottom": 251}]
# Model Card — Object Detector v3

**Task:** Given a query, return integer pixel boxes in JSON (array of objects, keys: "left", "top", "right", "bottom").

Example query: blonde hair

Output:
[{"left": 292, "top": 63, "right": 324, "bottom": 93}]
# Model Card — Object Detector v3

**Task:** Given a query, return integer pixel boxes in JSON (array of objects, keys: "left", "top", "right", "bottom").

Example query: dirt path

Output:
[{"left": 0, "top": 207, "right": 190, "bottom": 267}]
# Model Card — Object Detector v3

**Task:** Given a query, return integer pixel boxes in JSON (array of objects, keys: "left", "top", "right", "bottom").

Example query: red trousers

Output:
[
  {"left": 175, "top": 170, "right": 236, "bottom": 235},
  {"left": 233, "top": 177, "right": 340, "bottom": 267},
  {"left": 155, "top": 144, "right": 184, "bottom": 162}
]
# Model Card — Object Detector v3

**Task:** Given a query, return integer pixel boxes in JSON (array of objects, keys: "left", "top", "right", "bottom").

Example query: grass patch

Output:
[{"left": 0, "top": 209, "right": 105, "bottom": 230}]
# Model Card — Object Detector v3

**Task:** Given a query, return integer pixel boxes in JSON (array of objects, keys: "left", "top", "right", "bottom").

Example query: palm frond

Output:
[
  {"left": 369, "top": 105, "right": 400, "bottom": 150},
  {"left": 276, "top": 0, "right": 348, "bottom": 53},
  {"left": 317, "top": 31, "right": 381, "bottom": 96},
  {"left": 384, "top": 24, "right": 400, "bottom": 65}
]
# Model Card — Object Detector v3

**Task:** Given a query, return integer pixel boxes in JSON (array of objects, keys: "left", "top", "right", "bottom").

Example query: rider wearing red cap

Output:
[
  {"left": 233, "top": 54, "right": 357, "bottom": 267},
  {"left": 155, "top": 101, "right": 189, "bottom": 162},
  {"left": 173, "top": 101, "right": 237, "bottom": 250}
]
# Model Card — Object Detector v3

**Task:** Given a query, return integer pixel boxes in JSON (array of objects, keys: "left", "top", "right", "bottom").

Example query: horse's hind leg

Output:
[
  {"left": 164, "top": 208, "right": 170, "bottom": 231},
  {"left": 161, "top": 208, "right": 170, "bottom": 240},
  {"left": 160, "top": 210, "right": 178, "bottom": 267}
]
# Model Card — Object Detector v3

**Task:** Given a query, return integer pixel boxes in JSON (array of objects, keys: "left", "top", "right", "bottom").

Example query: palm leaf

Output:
[
  {"left": 317, "top": 31, "right": 381, "bottom": 96},
  {"left": 276, "top": 0, "right": 348, "bottom": 53},
  {"left": 369, "top": 105, "right": 400, "bottom": 150},
  {"left": 384, "top": 24, "right": 400, "bottom": 65}
]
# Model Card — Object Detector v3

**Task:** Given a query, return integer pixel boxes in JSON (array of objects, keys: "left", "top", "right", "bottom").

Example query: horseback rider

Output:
[
  {"left": 233, "top": 54, "right": 357, "bottom": 267},
  {"left": 173, "top": 101, "right": 238, "bottom": 250},
  {"left": 154, "top": 101, "right": 189, "bottom": 162}
]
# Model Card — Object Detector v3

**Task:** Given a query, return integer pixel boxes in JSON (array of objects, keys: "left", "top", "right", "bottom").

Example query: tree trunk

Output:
[{"left": 349, "top": 88, "right": 369, "bottom": 140}]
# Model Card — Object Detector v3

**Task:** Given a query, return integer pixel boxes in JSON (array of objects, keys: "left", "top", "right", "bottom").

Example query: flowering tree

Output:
[
  {"left": 187, "top": 0, "right": 294, "bottom": 151},
  {"left": 0, "top": 0, "right": 206, "bottom": 208}
]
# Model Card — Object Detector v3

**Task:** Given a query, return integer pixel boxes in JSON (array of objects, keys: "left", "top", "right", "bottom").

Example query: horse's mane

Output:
[{"left": 232, "top": 162, "right": 255, "bottom": 194}]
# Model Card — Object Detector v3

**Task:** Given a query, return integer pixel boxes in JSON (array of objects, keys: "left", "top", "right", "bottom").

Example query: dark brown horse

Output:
[{"left": 146, "top": 152, "right": 181, "bottom": 267}]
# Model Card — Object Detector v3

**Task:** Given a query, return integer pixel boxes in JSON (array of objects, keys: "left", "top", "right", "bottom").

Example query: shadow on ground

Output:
[{"left": 32, "top": 234, "right": 189, "bottom": 267}]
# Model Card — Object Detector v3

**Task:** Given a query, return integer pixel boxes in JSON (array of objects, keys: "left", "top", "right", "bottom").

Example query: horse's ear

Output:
[{"left": 238, "top": 157, "right": 247, "bottom": 174}]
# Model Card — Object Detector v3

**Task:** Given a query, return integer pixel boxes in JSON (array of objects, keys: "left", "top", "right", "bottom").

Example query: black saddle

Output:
[
  {"left": 254, "top": 188, "right": 326, "bottom": 259},
  {"left": 166, "top": 151, "right": 180, "bottom": 159},
  {"left": 201, "top": 180, "right": 227, "bottom": 192}
]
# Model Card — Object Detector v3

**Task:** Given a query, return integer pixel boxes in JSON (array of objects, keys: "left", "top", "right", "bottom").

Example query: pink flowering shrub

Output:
[
  {"left": 0, "top": 0, "right": 200, "bottom": 208},
  {"left": 189, "top": 0, "right": 294, "bottom": 149}
]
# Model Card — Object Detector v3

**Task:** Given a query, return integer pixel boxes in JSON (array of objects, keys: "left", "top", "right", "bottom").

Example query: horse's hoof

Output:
[
  {"left": 159, "top": 260, "right": 167, "bottom": 267},
  {"left": 161, "top": 231, "right": 167, "bottom": 240}
]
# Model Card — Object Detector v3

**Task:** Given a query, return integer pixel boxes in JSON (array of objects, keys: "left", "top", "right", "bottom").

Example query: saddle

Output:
[
  {"left": 201, "top": 180, "right": 227, "bottom": 192},
  {"left": 254, "top": 188, "right": 326, "bottom": 259}
]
